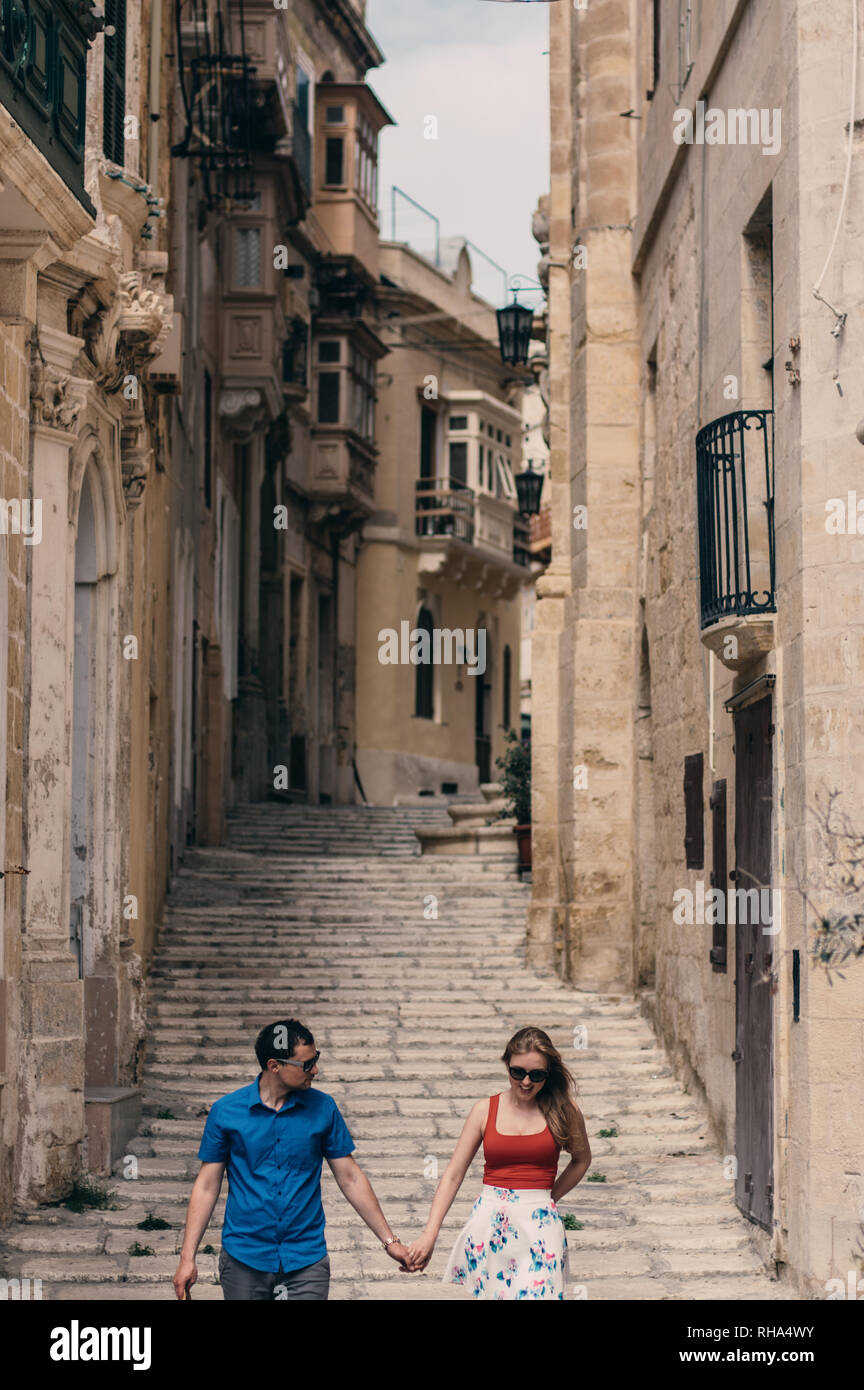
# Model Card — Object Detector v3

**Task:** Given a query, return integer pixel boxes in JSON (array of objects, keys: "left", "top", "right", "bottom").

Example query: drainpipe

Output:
[{"left": 148, "top": 0, "right": 162, "bottom": 195}]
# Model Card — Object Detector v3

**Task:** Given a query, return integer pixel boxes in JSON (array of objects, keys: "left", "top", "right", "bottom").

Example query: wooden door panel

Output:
[{"left": 733, "top": 695, "right": 774, "bottom": 1231}]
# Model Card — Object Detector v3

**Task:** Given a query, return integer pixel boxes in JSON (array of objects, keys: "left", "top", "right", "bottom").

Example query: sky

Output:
[{"left": 365, "top": 0, "right": 550, "bottom": 309}]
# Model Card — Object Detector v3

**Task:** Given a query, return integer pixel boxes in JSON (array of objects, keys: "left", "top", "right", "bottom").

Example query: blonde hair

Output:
[{"left": 502, "top": 1026, "right": 581, "bottom": 1152}]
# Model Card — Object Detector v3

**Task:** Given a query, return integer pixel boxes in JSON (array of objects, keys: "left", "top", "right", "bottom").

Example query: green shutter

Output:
[{"left": 103, "top": 0, "right": 127, "bottom": 165}]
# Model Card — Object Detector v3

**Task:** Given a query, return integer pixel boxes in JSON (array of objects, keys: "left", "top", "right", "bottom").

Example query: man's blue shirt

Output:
[{"left": 197, "top": 1078, "right": 355, "bottom": 1273}]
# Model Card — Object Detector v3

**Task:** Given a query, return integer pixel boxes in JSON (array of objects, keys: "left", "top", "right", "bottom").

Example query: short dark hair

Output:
[{"left": 255, "top": 1019, "right": 314, "bottom": 1070}]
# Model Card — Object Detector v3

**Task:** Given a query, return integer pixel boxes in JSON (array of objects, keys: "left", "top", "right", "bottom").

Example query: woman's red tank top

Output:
[{"left": 482, "top": 1093, "right": 561, "bottom": 1189}]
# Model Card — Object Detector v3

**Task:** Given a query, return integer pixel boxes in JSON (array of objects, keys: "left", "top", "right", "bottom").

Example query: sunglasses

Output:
[
  {"left": 275, "top": 1051, "right": 320, "bottom": 1073},
  {"left": 508, "top": 1065, "right": 548, "bottom": 1084}
]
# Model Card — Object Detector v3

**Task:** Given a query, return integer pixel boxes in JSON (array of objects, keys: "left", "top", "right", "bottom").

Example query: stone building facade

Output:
[
  {"left": 0, "top": 0, "right": 532, "bottom": 1229},
  {"left": 168, "top": 0, "right": 392, "bottom": 823},
  {"left": 531, "top": 0, "right": 864, "bottom": 1294},
  {"left": 355, "top": 239, "right": 526, "bottom": 803},
  {"left": 0, "top": 0, "right": 174, "bottom": 1216}
]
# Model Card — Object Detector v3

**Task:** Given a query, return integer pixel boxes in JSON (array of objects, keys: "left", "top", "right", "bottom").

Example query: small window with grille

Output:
[{"left": 234, "top": 227, "right": 261, "bottom": 289}]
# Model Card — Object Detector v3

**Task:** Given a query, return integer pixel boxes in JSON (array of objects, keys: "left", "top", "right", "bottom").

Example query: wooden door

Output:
[{"left": 733, "top": 695, "right": 774, "bottom": 1230}]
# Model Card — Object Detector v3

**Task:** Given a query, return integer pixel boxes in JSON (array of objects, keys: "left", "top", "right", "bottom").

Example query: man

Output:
[{"left": 172, "top": 1018, "right": 413, "bottom": 1300}]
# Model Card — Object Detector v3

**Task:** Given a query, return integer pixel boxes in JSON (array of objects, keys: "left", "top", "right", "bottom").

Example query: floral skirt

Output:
[{"left": 441, "top": 1186, "right": 567, "bottom": 1300}]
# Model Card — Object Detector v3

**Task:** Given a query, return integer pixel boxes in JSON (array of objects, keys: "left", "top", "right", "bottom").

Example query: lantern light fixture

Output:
[{"left": 515, "top": 465, "right": 544, "bottom": 517}]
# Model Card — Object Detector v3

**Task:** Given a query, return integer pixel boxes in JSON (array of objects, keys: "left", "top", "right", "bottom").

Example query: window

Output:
[
  {"left": 505, "top": 434, "right": 511, "bottom": 448},
  {"left": 103, "top": 0, "right": 127, "bottom": 165},
  {"left": 503, "top": 646, "right": 512, "bottom": 729},
  {"left": 318, "top": 373, "right": 340, "bottom": 424},
  {"left": 234, "top": 227, "right": 261, "bottom": 288},
  {"left": 449, "top": 442, "right": 468, "bottom": 487},
  {"left": 420, "top": 407, "right": 437, "bottom": 481},
  {"left": 415, "top": 607, "right": 435, "bottom": 719},
  {"left": 355, "top": 113, "right": 379, "bottom": 210},
  {"left": 318, "top": 340, "right": 341, "bottom": 364},
  {"left": 325, "top": 137, "right": 344, "bottom": 186},
  {"left": 678, "top": 0, "right": 693, "bottom": 96},
  {"left": 325, "top": 106, "right": 345, "bottom": 124},
  {"left": 203, "top": 370, "right": 212, "bottom": 509},
  {"left": 348, "top": 347, "right": 376, "bottom": 441},
  {"left": 296, "top": 63, "right": 311, "bottom": 127},
  {"left": 495, "top": 455, "right": 516, "bottom": 501},
  {"left": 683, "top": 752, "right": 704, "bottom": 869},
  {"left": 449, "top": 416, "right": 468, "bottom": 431},
  {"left": 496, "top": 429, "right": 502, "bottom": 443},
  {"left": 647, "top": 0, "right": 661, "bottom": 99},
  {"left": 487, "top": 424, "right": 494, "bottom": 438},
  {"left": 283, "top": 320, "right": 308, "bottom": 387}
]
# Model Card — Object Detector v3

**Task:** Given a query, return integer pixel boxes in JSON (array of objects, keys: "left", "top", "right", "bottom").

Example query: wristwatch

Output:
[{"left": 383, "top": 1235, "right": 400, "bottom": 1250}]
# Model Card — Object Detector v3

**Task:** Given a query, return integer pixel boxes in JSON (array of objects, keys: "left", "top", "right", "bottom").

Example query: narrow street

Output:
[{"left": 2, "top": 806, "right": 795, "bottom": 1301}]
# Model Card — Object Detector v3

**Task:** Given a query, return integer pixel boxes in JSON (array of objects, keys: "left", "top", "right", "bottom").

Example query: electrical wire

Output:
[{"left": 812, "top": 0, "right": 858, "bottom": 328}]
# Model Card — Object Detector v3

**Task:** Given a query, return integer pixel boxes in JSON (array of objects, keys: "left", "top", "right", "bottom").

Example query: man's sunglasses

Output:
[
  {"left": 275, "top": 1051, "right": 320, "bottom": 1073},
  {"left": 508, "top": 1065, "right": 548, "bottom": 1084}
]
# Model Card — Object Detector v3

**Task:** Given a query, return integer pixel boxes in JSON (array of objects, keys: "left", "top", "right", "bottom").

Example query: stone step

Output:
[{"left": 0, "top": 801, "right": 786, "bottom": 1302}]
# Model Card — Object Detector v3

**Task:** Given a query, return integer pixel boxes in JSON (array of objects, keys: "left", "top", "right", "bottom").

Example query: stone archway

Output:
[{"left": 68, "top": 434, "right": 122, "bottom": 1087}]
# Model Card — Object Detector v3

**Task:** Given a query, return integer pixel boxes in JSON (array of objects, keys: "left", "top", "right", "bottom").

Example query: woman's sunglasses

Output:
[
  {"left": 276, "top": 1051, "right": 320, "bottom": 1073},
  {"left": 508, "top": 1065, "right": 548, "bottom": 1084}
]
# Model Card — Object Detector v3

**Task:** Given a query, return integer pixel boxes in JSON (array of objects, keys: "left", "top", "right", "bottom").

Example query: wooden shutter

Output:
[
  {"left": 683, "top": 752, "right": 704, "bottom": 869},
  {"left": 103, "top": 0, "right": 127, "bottom": 165},
  {"left": 709, "top": 779, "right": 727, "bottom": 970}
]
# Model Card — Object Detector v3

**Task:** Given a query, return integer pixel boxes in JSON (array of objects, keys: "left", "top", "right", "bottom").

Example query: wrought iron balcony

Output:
[
  {"left": 0, "top": 0, "right": 97, "bottom": 212},
  {"left": 415, "top": 476, "right": 475, "bottom": 545},
  {"left": 173, "top": 1, "right": 256, "bottom": 207},
  {"left": 696, "top": 410, "right": 775, "bottom": 631}
]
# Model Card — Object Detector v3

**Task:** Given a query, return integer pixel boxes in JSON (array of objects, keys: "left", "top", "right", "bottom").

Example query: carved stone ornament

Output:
[
  {"left": 83, "top": 270, "right": 170, "bottom": 394},
  {"left": 218, "top": 388, "right": 268, "bottom": 440},
  {"left": 120, "top": 403, "right": 152, "bottom": 511},
  {"left": 30, "top": 355, "right": 87, "bottom": 434}
]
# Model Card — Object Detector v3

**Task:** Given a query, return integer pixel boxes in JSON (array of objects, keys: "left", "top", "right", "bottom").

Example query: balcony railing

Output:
[
  {"left": 696, "top": 410, "right": 775, "bottom": 630},
  {"left": 415, "top": 477, "right": 475, "bottom": 545}
]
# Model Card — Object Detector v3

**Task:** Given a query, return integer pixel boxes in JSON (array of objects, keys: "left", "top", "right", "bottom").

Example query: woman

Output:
[{"left": 406, "top": 1026, "right": 591, "bottom": 1300}]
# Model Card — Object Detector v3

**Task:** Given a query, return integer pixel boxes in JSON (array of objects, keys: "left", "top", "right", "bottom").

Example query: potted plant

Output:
[{"left": 496, "top": 730, "right": 532, "bottom": 870}]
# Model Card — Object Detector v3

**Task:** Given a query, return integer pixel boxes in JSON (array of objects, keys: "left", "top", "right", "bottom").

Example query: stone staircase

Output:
[{"left": 0, "top": 802, "right": 797, "bottom": 1300}]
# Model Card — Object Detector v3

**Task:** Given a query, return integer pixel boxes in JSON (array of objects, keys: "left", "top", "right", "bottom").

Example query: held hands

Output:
[
  {"left": 384, "top": 1234, "right": 434, "bottom": 1272},
  {"left": 403, "top": 1232, "right": 435, "bottom": 1272}
]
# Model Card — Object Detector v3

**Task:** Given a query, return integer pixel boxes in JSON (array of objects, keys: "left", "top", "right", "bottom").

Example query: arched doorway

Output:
[
  {"left": 69, "top": 446, "right": 119, "bottom": 1086},
  {"left": 70, "top": 469, "right": 98, "bottom": 977}
]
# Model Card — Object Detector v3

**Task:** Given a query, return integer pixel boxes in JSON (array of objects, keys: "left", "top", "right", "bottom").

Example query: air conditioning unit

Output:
[{"left": 149, "top": 312, "right": 184, "bottom": 393}]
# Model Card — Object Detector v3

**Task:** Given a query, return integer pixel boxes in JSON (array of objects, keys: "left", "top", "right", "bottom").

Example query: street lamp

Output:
[
  {"left": 496, "top": 294, "right": 536, "bottom": 367},
  {"left": 515, "top": 465, "right": 544, "bottom": 516}
]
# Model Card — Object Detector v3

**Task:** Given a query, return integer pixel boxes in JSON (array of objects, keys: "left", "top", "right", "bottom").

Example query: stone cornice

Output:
[
  {"left": 0, "top": 107, "right": 94, "bottom": 251},
  {"left": 312, "top": 0, "right": 384, "bottom": 71}
]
